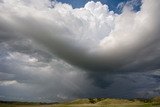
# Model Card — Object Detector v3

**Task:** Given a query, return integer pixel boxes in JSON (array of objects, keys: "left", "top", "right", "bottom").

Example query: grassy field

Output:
[{"left": 0, "top": 97, "right": 160, "bottom": 107}]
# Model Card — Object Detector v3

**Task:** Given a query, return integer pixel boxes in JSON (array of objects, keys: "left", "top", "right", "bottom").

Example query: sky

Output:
[
  {"left": 0, "top": 0, "right": 160, "bottom": 102},
  {"left": 56, "top": 0, "right": 141, "bottom": 13}
]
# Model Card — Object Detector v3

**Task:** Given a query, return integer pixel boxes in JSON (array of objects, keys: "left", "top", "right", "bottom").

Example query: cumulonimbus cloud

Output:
[
  {"left": 1, "top": 0, "right": 160, "bottom": 72},
  {"left": 0, "top": 0, "right": 160, "bottom": 101}
]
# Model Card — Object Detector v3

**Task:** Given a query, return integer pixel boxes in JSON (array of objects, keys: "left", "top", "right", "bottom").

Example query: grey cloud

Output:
[
  {"left": 11, "top": 0, "right": 160, "bottom": 74},
  {"left": 0, "top": 0, "right": 160, "bottom": 102}
]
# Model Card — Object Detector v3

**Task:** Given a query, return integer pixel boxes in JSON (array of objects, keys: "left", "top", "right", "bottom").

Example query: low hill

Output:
[
  {"left": 0, "top": 97, "right": 160, "bottom": 107},
  {"left": 68, "top": 98, "right": 91, "bottom": 104}
]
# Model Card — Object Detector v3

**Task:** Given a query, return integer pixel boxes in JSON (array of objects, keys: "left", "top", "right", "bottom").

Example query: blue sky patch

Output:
[{"left": 55, "top": 0, "right": 141, "bottom": 13}]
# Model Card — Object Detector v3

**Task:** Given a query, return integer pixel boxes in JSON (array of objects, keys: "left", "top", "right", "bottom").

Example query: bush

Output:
[{"left": 88, "top": 98, "right": 96, "bottom": 104}]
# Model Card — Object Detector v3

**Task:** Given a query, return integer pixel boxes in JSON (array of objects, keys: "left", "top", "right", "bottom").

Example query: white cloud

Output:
[{"left": 0, "top": 80, "right": 18, "bottom": 86}]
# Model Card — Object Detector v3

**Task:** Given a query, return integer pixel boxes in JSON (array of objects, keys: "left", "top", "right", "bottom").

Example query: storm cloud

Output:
[{"left": 0, "top": 0, "right": 160, "bottom": 102}]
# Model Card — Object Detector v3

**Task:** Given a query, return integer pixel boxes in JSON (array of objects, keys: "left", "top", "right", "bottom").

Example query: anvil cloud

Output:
[{"left": 0, "top": 0, "right": 160, "bottom": 102}]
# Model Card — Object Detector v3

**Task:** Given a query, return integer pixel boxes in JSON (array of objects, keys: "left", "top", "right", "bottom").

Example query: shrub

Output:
[{"left": 88, "top": 98, "right": 96, "bottom": 104}]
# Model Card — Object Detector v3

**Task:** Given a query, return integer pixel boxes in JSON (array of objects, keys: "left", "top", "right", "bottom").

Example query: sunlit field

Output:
[{"left": 1, "top": 97, "right": 160, "bottom": 107}]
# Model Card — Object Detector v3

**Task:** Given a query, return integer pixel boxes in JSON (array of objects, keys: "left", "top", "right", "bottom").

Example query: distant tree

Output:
[{"left": 88, "top": 98, "right": 96, "bottom": 104}]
